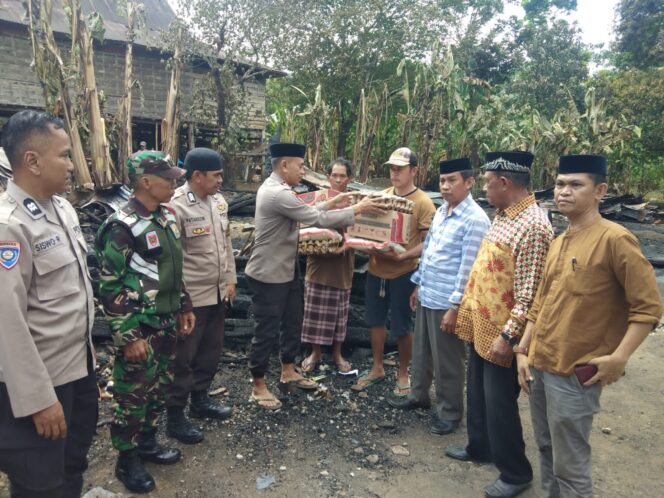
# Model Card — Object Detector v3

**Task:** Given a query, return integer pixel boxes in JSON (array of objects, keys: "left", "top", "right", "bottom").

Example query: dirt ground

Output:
[{"left": 3, "top": 329, "right": 661, "bottom": 497}]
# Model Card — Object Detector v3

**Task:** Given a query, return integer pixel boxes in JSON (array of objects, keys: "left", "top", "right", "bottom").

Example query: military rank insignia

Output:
[
  {"left": 187, "top": 191, "right": 197, "bottom": 204},
  {"left": 146, "top": 231, "right": 161, "bottom": 249},
  {"left": 0, "top": 241, "right": 20, "bottom": 270},
  {"left": 170, "top": 224, "right": 181, "bottom": 239}
]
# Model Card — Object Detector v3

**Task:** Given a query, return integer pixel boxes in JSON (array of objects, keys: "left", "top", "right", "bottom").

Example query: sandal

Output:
[
  {"left": 278, "top": 377, "right": 318, "bottom": 394},
  {"left": 335, "top": 359, "right": 353, "bottom": 374},
  {"left": 350, "top": 371, "right": 386, "bottom": 392},
  {"left": 301, "top": 357, "right": 319, "bottom": 374},
  {"left": 393, "top": 382, "right": 411, "bottom": 397},
  {"left": 250, "top": 393, "right": 282, "bottom": 410}
]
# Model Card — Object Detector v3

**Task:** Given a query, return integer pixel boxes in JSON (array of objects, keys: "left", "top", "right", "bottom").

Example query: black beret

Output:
[
  {"left": 484, "top": 151, "right": 534, "bottom": 172},
  {"left": 439, "top": 157, "right": 472, "bottom": 174},
  {"left": 184, "top": 147, "right": 224, "bottom": 173},
  {"left": 269, "top": 143, "right": 306, "bottom": 159},
  {"left": 558, "top": 154, "right": 608, "bottom": 176}
]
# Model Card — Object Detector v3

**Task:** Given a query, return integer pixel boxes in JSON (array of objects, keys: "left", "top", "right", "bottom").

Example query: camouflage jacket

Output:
[{"left": 96, "top": 197, "right": 193, "bottom": 347}]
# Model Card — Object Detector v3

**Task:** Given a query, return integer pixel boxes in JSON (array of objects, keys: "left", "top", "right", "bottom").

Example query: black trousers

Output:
[
  {"left": 0, "top": 354, "right": 98, "bottom": 498},
  {"left": 247, "top": 276, "right": 303, "bottom": 378},
  {"left": 466, "top": 347, "right": 533, "bottom": 485},
  {"left": 168, "top": 302, "right": 226, "bottom": 407}
]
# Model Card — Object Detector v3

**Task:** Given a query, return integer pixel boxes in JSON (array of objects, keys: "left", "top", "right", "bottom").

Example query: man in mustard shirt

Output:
[{"left": 516, "top": 155, "right": 663, "bottom": 498}]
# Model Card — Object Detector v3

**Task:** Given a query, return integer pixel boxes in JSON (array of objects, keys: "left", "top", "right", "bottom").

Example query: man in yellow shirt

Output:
[
  {"left": 516, "top": 155, "right": 663, "bottom": 498},
  {"left": 351, "top": 147, "right": 435, "bottom": 396}
]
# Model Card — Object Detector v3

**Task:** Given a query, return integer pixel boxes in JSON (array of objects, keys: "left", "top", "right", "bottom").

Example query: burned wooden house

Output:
[{"left": 0, "top": 0, "right": 283, "bottom": 180}]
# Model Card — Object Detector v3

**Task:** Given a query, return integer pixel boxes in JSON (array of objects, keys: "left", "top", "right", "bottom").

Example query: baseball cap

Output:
[
  {"left": 384, "top": 147, "right": 417, "bottom": 167},
  {"left": 126, "top": 150, "right": 185, "bottom": 180}
]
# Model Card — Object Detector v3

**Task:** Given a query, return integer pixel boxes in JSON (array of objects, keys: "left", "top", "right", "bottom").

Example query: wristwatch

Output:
[
  {"left": 500, "top": 331, "right": 519, "bottom": 346},
  {"left": 449, "top": 303, "right": 459, "bottom": 311}
]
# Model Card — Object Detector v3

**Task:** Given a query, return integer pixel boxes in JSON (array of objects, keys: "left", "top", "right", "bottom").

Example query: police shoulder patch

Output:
[
  {"left": 23, "top": 198, "right": 44, "bottom": 219},
  {"left": 0, "top": 241, "right": 20, "bottom": 270}
]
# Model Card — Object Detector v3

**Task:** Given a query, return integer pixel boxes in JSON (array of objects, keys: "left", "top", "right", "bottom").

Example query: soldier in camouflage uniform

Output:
[{"left": 96, "top": 150, "right": 196, "bottom": 494}]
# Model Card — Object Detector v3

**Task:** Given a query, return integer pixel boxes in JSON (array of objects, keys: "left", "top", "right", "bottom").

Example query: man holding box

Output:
[
  {"left": 301, "top": 158, "right": 356, "bottom": 373},
  {"left": 351, "top": 147, "right": 436, "bottom": 396},
  {"left": 245, "top": 143, "right": 384, "bottom": 410},
  {"left": 516, "top": 155, "right": 663, "bottom": 498}
]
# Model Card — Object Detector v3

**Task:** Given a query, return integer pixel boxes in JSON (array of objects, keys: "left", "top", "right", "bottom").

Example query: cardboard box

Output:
[
  {"left": 347, "top": 211, "right": 412, "bottom": 245},
  {"left": 296, "top": 188, "right": 341, "bottom": 205}
]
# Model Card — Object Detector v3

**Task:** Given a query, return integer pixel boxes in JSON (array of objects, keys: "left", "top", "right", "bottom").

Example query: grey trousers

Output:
[
  {"left": 409, "top": 304, "right": 466, "bottom": 422},
  {"left": 529, "top": 367, "right": 602, "bottom": 498}
]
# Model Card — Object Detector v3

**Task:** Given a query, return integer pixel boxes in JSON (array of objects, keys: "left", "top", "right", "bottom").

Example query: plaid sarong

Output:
[{"left": 301, "top": 281, "right": 351, "bottom": 345}]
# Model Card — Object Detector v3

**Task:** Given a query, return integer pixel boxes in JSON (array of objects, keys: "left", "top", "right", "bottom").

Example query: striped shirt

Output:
[{"left": 411, "top": 194, "right": 490, "bottom": 310}]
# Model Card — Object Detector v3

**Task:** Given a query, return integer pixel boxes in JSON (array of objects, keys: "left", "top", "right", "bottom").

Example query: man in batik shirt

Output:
[{"left": 445, "top": 151, "right": 553, "bottom": 498}]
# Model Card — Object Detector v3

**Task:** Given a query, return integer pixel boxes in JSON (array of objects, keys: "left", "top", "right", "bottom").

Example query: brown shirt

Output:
[
  {"left": 368, "top": 187, "right": 435, "bottom": 279},
  {"left": 527, "top": 218, "right": 663, "bottom": 376},
  {"left": 305, "top": 246, "right": 355, "bottom": 290}
]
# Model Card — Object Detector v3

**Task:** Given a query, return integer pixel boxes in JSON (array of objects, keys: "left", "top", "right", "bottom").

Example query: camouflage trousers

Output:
[{"left": 110, "top": 324, "right": 177, "bottom": 451}]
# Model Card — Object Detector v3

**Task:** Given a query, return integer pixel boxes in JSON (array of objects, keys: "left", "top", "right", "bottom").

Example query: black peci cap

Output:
[
  {"left": 439, "top": 157, "right": 472, "bottom": 174},
  {"left": 558, "top": 154, "right": 608, "bottom": 176},
  {"left": 269, "top": 143, "right": 306, "bottom": 159},
  {"left": 184, "top": 147, "right": 224, "bottom": 173}
]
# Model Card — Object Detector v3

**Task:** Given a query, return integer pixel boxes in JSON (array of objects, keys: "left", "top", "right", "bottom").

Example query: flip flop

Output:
[
  {"left": 350, "top": 371, "right": 386, "bottom": 392},
  {"left": 279, "top": 377, "right": 318, "bottom": 393},
  {"left": 250, "top": 393, "right": 282, "bottom": 410},
  {"left": 335, "top": 359, "right": 353, "bottom": 374},
  {"left": 393, "top": 382, "right": 411, "bottom": 397},
  {"left": 301, "top": 357, "right": 319, "bottom": 374}
]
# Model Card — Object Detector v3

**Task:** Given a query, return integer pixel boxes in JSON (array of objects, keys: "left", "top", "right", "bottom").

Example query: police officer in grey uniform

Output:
[
  {"left": 245, "top": 143, "right": 384, "bottom": 409},
  {"left": 0, "top": 110, "right": 97, "bottom": 498},
  {"left": 166, "top": 148, "right": 235, "bottom": 443}
]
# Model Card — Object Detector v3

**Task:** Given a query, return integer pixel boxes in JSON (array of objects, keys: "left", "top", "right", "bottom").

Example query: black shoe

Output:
[
  {"left": 137, "top": 430, "right": 182, "bottom": 464},
  {"left": 190, "top": 391, "right": 233, "bottom": 420},
  {"left": 115, "top": 449, "right": 155, "bottom": 494},
  {"left": 430, "top": 418, "right": 459, "bottom": 435},
  {"left": 444, "top": 447, "right": 492, "bottom": 463},
  {"left": 166, "top": 406, "right": 204, "bottom": 444},
  {"left": 484, "top": 478, "right": 531, "bottom": 498},
  {"left": 387, "top": 397, "right": 431, "bottom": 410}
]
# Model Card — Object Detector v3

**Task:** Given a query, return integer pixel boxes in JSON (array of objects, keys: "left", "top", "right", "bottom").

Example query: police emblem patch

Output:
[
  {"left": 146, "top": 231, "right": 160, "bottom": 249},
  {"left": 191, "top": 226, "right": 211, "bottom": 235},
  {"left": 0, "top": 241, "right": 20, "bottom": 270}
]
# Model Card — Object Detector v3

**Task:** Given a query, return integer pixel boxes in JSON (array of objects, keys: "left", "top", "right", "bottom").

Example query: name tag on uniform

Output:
[
  {"left": 0, "top": 241, "right": 20, "bottom": 270},
  {"left": 34, "top": 234, "right": 64, "bottom": 254},
  {"left": 146, "top": 231, "right": 161, "bottom": 249}
]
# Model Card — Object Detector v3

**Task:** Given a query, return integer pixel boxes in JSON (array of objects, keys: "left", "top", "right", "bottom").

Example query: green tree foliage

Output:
[{"left": 614, "top": 0, "right": 664, "bottom": 69}]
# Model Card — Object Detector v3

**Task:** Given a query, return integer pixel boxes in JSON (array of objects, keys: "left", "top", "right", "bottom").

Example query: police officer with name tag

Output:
[
  {"left": 0, "top": 110, "right": 98, "bottom": 498},
  {"left": 166, "top": 147, "right": 236, "bottom": 443}
]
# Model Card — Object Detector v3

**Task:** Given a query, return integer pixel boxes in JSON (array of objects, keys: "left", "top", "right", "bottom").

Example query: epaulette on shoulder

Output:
[
  {"left": 0, "top": 193, "right": 18, "bottom": 224},
  {"left": 116, "top": 205, "right": 140, "bottom": 227}
]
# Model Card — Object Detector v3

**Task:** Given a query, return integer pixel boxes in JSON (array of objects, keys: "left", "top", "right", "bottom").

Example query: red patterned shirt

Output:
[{"left": 455, "top": 194, "right": 553, "bottom": 367}]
